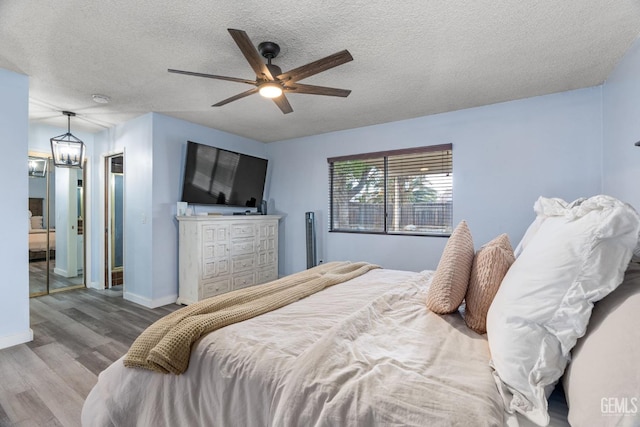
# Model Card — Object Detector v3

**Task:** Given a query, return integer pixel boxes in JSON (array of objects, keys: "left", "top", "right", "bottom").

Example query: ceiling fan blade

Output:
[
  {"left": 227, "top": 29, "right": 274, "bottom": 80},
  {"left": 277, "top": 50, "right": 353, "bottom": 84},
  {"left": 212, "top": 88, "right": 259, "bottom": 107},
  {"left": 285, "top": 83, "right": 351, "bottom": 97},
  {"left": 272, "top": 94, "right": 293, "bottom": 114},
  {"left": 168, "top": 69, "right": 256, "bottom": 85}
]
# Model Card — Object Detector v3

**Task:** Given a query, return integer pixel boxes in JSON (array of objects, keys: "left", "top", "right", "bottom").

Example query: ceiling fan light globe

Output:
[{"left": 259, "top": 83, "right": 283, "bottom": 98}]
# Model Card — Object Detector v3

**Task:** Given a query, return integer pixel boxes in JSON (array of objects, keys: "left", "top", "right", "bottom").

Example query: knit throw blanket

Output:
[{"left": 124, "top": 261, "right": 380, "bottom": 375}]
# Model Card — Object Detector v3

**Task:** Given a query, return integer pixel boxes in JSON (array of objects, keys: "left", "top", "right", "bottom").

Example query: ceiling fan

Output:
[{"left": 168, "top": 28, "right": 353, "bottom": 114}]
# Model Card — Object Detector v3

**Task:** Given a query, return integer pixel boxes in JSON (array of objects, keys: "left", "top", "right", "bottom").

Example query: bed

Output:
[
  {"left": 82, "top": 195, "right": 640, "bottom": 427},
  {"left": 29, "top": 229, "right": 56, "bottom": 258},
  {"left": 84, "top": 267, "right": 510, "bottom": 426}
]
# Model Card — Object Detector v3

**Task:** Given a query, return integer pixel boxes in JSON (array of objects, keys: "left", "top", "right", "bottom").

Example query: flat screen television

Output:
[{"left": 181, "top": 141, "right": 268, "bottom": 207}]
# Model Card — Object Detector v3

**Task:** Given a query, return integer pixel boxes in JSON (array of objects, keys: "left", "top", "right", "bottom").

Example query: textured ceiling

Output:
[{"left": 2, "top": 1, "right": 639, "bottom": 142}]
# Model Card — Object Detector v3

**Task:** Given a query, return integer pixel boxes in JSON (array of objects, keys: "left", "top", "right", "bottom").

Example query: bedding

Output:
[
  {"left": 82, "top": 268, "right": 507, "bottom": 427},
  {"left": 28, "top": 229, "right": 55, "bottom": 253},
  {"left": 125, "top": 261, "right": 380, "bottom": 374}
]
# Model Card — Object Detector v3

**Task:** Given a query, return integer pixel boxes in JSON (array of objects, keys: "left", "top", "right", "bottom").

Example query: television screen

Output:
[{"left": 181, "top": 141, "right": 268, "bottom": 207}]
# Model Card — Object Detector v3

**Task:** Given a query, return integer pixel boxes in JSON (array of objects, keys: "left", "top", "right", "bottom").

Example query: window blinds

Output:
[{"left": 328, "top": 144, "right": 453, "bottom": 236}]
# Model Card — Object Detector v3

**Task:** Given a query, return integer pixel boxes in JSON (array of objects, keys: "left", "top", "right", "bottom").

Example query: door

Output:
[
  {"left": 28, "top": 155, "right": 52, "bottom": 297},
  {"left": 105, "top": 154, "right": 124, "bottom": 289},
  {"left": 28, "top": 153, "right": 86, "bottom": 296}
]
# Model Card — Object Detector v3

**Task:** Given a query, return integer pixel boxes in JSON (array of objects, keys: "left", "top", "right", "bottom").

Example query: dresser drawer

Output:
[
  {"left": 202, "top": 225, "right": 229, "bottom": 243},
  {"left": 231, "top": 238, "right": 255, "bottom": 256},
  {"left": 203, "top": 242, "right": 229, "bottom": 259},
  {"left": 202, "top": 258, "right": 230, "bottom": 280},
  {"left": 231, "top": 223, "right": 256, "bottom": 239},
  {"left": 233, "top": 272, "right": 256, "bottom": 290},
  {"left": 232, "top": 256, "right": 255, "bottom": 273},
  {"left": 259, "top": 223, "right": 277, "bottom": 238},
  {"left": 257, "top": 251, "right": 277, "bottom": 267},
  {"left": 257, "top": 237, "right": 276, "bottom": 252},
  {"left": 202, "top": 278, "right": 231, "bottom": 299}
]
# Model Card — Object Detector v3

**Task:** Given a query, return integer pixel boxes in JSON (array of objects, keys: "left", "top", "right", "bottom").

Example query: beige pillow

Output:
[
  {"left": 562, "top": 261, "right": 640, "bottom": 427},
  {"left": 464, "top": 234, "right": 514, "bottom": 334},
  {"left": 30, "top": 216, "right": 43, "bottom": 229},
  {"left": 426, "top": 220, "right": 474, "bottom": 314}
]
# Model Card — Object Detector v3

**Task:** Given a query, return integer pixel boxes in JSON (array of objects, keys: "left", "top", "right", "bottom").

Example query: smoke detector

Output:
[{"left": 92, "top": 94, "right": 111, "bottom": 104}]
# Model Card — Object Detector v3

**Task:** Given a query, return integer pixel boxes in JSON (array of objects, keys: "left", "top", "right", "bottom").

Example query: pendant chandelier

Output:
[{"left": 50, "top": 111, "right": 85, "bottom": 168}]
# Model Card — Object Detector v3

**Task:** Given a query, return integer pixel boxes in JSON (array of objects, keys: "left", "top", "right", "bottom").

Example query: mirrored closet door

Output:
[
  {"left": 28, "top": 153, "right": 86, "bottom": 297},
  {"left": 106, "top": 154, "right": 124, "bottom": 288},
  {"left": 28, "top": 155, "right": 53, "bottom": 296}
]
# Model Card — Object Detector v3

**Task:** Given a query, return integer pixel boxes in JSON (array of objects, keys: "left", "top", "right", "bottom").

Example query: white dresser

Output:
[{"left": 177, "top": 215, "right": 281, "bottom": 305}]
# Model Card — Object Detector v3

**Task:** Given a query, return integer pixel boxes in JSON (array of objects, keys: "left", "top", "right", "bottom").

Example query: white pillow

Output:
[
  {"left": 513, "top": 197, "right": 585, "bottom": 257},
  {"left": 486, "top": 195, "right": 640, "bottom": 426}
]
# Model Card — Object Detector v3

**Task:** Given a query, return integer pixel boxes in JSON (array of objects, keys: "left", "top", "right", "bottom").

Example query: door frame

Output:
[{"left": 104, "top": 152, "right": 125, "bottom": 289}]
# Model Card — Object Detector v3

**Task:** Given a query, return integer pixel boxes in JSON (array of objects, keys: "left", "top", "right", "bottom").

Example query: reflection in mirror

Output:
[
  {"left": 107, "top": 154, "right": 124, "bottom": 288},
  {"left": 112, "top": 174, "right": 124, "bottom": 270},
  {"left": 28, "top": 156, "right": 47, "bottom": 178},
  {"left": 28, "top": 153, "right": 87, "bottom": 296},
  {"left": 28, "top": 155, "right": 53, "bottom": 296},
  {"left": 49, "top": 167, "right": 85, "bottom": 292}
]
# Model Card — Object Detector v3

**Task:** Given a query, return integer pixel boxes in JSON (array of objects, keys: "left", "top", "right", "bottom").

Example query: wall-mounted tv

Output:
[{"left": 181, "top": 141, "right": 268, "bottom": 207}]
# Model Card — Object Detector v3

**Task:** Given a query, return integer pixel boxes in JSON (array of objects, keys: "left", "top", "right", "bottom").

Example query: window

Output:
[{"left": 328, "top": 144, "right": 453, "bottom": 236}]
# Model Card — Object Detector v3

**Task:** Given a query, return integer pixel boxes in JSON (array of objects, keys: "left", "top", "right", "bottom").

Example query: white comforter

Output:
[{"left": 82, "top": 269, "right": 505, "bottom": 426}]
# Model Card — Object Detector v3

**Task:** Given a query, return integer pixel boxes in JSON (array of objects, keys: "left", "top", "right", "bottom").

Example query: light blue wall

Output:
[
  {"left": 28, "top": 123, "right": 95, "bottom": 158},
  {"left": 0, "top": 68, "right": 31, "bottom": 349},
  {"left": 266, "top": 87, "right": 603, "bottom": 275},
  {"left": 150, "top": 113, "right": 267, "bottom": 302},
  {"left": 92, "top": 114, "right": 154, "bottom": 305},
  {"left": 602, "top": 36, "right": 640, "bottom": 208},
  {"left": 90, "top": 113, "right": 266, "bottom": 306}
]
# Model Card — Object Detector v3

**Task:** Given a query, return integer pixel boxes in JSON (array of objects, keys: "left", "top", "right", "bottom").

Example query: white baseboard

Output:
[
  {"left": 123, "top": 291, "right": 177, "bottom": 309},
  {"left": 54, "top": 267, "right": 69, "bottom": 277},
  {"left": 88, "top": 281, "right": 102, "bottom": 290},
  {"left": 0, "top": 328, "right": 33, "bottom": 350}
]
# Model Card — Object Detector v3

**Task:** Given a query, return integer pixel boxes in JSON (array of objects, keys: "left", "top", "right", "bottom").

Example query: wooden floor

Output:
[
  {"left": 0, "top": 288, "right": 181, "bottom": 426},
  {"left": 29, "top": 260, "right": 84, "bottom": 295}
]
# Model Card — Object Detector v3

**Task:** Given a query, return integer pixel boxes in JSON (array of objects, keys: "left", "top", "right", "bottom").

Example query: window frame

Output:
[{"left": 328, "top": 144, "right": 453, "bottom": 237}]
